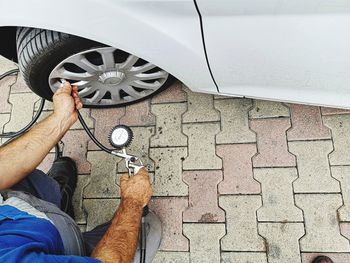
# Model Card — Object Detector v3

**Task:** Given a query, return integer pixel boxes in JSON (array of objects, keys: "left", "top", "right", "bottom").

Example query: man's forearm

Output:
[
  {"left": 91, "top": 199, "right": 143, "bottom": 263},
  {"left": 0, "top": 113, "right": 72, "bottom": 189}
]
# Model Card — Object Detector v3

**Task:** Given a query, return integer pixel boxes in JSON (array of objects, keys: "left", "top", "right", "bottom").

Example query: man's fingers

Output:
[{"left": 58, "top": 81, "right": 72, "bottom": 94}]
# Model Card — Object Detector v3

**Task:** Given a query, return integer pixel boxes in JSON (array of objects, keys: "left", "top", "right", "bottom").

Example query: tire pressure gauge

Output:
[{"left": 109, "top": 125, "right": 133, "bottom": 149}]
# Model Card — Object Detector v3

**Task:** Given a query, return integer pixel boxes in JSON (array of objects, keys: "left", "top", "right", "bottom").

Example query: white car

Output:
[{"left": 0, "top": 0, "right": 349, "bottom": 108}]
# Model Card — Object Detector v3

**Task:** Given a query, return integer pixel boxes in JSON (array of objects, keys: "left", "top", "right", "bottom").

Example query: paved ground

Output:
[{"left": 1, "top": 56, "right": 350, "bottom": 263}]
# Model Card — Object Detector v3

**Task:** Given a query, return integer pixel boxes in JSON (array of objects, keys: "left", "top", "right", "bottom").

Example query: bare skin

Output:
[
  {"left": 0, "top": 82, "right": 82, "bottom": 189},
  {"left": 91, "top": 168, "right": 152, "bottom": 262},
  {"left": 0, "top": 82, "right": 152, "bottom": 262}
]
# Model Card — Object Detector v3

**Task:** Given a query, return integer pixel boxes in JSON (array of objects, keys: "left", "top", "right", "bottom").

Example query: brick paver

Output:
[
  {"left": 289, "top": 141, "right": 340, "bottom": 193},
  {"left": 259, "top": 223, "right": 304, "bottom": 263},
  {"left": 217, "top": 144, "right": 260, "bottom": 194},
  {"left": 324, "top": 114, "right": 350, "bottom": 165},
  {"left": 251, "top": 118, "right": 296, "bottom": 167},
  {"left": 214, "top": 98, "right": 255, "bottom": 144},
  {"left": 255, "top": 168, "right": 303, "bottom": 222},
  {"left": 220, "top": 195, "right": 265, "bottom": 251},
  {"left": 287, "top": 104, "right": 331, "bottom": 141},
  {"left": 2, "top": 56, "right": 350, "bottom": 262},
  {"left": 250, "top": 100, "right": 290, "bottom": 118},
  {"left": 183, "top": 170, "right": 224, "bottom": 223},
  {"left": 296, "top": 194, "right": 350, "bottom": 252},
  {"left": 149, "top": 197, "right": 188, "bottom": 251}
]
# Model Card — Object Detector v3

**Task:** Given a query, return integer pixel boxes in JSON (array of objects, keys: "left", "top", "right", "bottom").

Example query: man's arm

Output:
[
  {"left": 91, "top": 168, "right": 152, "bottom": 263},
  {"left": 0, "top": 82, "right": 82, "bottom": 190}
]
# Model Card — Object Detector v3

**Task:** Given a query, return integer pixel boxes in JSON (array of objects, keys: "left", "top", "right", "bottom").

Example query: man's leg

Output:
[
  {"left": 10, "top": 156, "right": 77, "bottom": 218},
  {"left": 11, "top": 169, "right": 61, "bottom": 207},
  {"left": 83, "top": 211, "right": 162, "bottom": 263}
]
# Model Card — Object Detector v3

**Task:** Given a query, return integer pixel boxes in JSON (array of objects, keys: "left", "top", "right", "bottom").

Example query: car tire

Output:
[{"left": 16, "top": 27, "right": 175, "bottom": 108}]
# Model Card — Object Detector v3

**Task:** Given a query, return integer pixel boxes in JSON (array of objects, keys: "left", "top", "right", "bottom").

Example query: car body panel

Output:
[
  {"left": 0, "top": 0, "right": 217, "bottom": 93},
  {"left": 196, "top": 0, "right": 350, "bottom": 108}
]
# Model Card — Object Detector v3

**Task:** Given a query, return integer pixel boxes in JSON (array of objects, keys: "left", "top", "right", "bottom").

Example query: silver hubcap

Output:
[{"left": 48, "top": 47, "right": 169, "bottom": 106}]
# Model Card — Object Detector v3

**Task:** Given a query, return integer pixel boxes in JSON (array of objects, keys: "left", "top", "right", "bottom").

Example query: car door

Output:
[{"left": 195, "top": 0, "right": 350, "bottom": 107}]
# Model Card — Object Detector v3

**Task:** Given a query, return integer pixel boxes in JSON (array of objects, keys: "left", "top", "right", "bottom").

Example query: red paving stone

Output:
[
  {"left": 183, "top": 171, "right": 225, "bottom": 223},
  {"left": 88, "top": 107, "right": 125, "bottom": 150},
  {"left": 250, "top": 118, "right": 295, "bottom": 167},
  {"left": 149, "top": 197, "right": 188, "bottom": 251},
  {"left": 120, "top": 100, "right": 155, "bottom": 126},
  {"left": 151, "top": 81, "right": 186, "bottom": 104},
  {"left": 321, "top": 107, "right": 350, "bottom": 116},
  {"left": 287, "top": 104, "right": 331, "bottom": 141},
  {"left": 62, "top": 130, "right": 91, "bottom": 174},
  {"left": 0, "top": 76, "right": 15, "bottom": 113},
  {"left": 37, "top": 153, "right": 56, "bottom": 173},
  {"left": 217, "top": 144, "right": 260, "bottom": 194}
]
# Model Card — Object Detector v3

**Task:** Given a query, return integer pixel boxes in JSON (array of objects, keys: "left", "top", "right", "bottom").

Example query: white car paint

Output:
[
  {"left": 197, "top": 0, "right": 350, "bottom": 108},
  {"left": 1, "top": 0, "right": 350, "bottom": 107},
  {"left": 0, "top": 0, "right": 217, "bottom": 93}
]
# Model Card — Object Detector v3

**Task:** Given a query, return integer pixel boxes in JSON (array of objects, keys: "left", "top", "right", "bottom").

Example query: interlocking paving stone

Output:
[
  {"left": 302, "top": 253, "right": 350, "bottom": 263},
  {"left": 183, "top": 223, "right": 225, "bottom": 262},
  {"left": 150, "top": 103, "right": 187, "bottom": 147},
  {"left": 220, "top": 195, "right": 265, "bottom": 251},
  {"left": 217, "top": 144, "right": 260, "bottom": 194},
  {"left": 61, "top": 130, "right": 91, "bottom": 174},
  {"left": 323, "top": 115, "right": 350, "bottom": 165},
  {"left": 151, "top": 82, "right": 186, "bottom": 104},
  {"left": 340, "top": 223, "right": 350, "bottom": 241},
  {"left": 4, "top": 93, "right": 38, "bottom": 133},
  {"left": 287, "top": 104, "right": 331, "bottom": 141},
  {"left": 117, "top": 127, "right": 155, "bottom": 173},
  {"left": 221, "top": 252, "right": 267, "bottom": 263},
  {"left": 249, "top": 100, "right": 289, "bottom": 119},
  {"left": 0, "top": 75, "right": 16, "bottom": 113},
  {"left": 150, "top": 147, "right": 187, "bottom": 196},
  {"left": 149, "top": 197, "right": 188, "bottom": 251},
  {"left": 0, "top": 55, "right": 17, "bottom": 72},
  {"left": 289, "top": 141, "right": 340, "bottom": 193},
  {"left": 152, "top": 252, "right": 190, "bottom": 263},
  {"left": 296, "top": 194, "right": 350, "bottom": 252},
  {"left": 10, "top": 72, "right": 31, "bottom": 93},
  {"left": 250, "top": 118, "right": 295, "bottom": 167},
  {"left": 36, "top": 153, "right": 55, "bottom": 173},
  {"left": 0, "top": 114, "right": 10, "bottom": 133},
  {"left": 72, "top": 175, "right": 89, "bottom": 224},
  {"left": 183, "top": 171, "right": 224, "bottom": 223},
  {"left": 331, "top": 166, "right": 350, "bottom": 221},
  {"left": 84, "top": 199, "right": 120, "bottom": 231},
  {"left": 214, "top": 98, "right": 255, "bottom": 144},
  {"left": 0, "top": 60, "right": 17, "bottom": 105},
  {"left": 183, "top": 123, "right": 222, "bottom": 170},
  {"left": 88, "top": 107, "right": 125, "bottom": 150},
  {"left": 182, "top": 87, "right": 220, "bottom": 123},
  {"left": 255, "top": 168, "right": 303, "bottom": 222},
  {"left": 321, "top": 107, "right": 350, "bottom": 115},
  {"left": 258, "top": 223, "right": 304, "bottom": 263},
  {"left": 84, "top": 151, "right": 120, "bottom": 198},
  {"left": 119, "top": 100, "right": 155, "bottom": 126}
]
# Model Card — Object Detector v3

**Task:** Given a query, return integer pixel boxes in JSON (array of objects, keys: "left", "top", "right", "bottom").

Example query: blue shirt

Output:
[{"left": 0, "top": 205, "right": 100, "bottom": 263}]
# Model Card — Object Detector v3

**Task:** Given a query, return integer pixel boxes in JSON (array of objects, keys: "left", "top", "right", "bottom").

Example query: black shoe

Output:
[{"left": 48, "top": 157, "right": 77, "bottom": 219}]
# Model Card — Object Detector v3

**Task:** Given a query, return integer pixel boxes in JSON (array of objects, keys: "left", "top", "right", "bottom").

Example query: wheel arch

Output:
[{"left": 0, "top": 0, "right": 217, "bottom": 93}]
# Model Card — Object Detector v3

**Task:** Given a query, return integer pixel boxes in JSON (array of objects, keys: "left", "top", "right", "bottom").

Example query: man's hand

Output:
[
  {"left": 52, "top": 82, "right": 82, "bottom": 127},
  {"left": 120, "top": 168, "right": 152, "bottom": 207}
]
